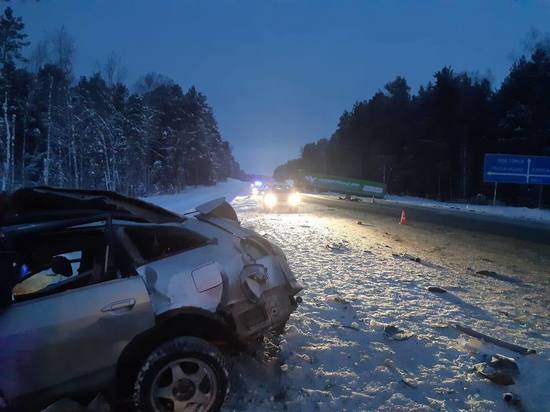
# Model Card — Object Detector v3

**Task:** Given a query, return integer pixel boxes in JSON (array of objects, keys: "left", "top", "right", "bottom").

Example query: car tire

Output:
[{"left": 133, "top": 336, "right": 230, "bottom": 412}]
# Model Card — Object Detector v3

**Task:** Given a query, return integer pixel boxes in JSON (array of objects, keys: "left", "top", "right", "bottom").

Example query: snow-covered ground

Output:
[
  {"left": 142, "top": 178, "right": 249, "bottom": 214},
  {"left": 225, "top": 197, "right": 549, "bottom": 412},
  {"left": 147, "top": 184, "right": 549, "bottom": 411}
]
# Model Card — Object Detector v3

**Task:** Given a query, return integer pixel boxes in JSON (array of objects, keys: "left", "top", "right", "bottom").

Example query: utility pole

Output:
[
  {"left": 11, "top": 113, "right": 15, "bottom": 185},
  {"left": 463, "top": 145, "right": 467, "bottom": 200}
]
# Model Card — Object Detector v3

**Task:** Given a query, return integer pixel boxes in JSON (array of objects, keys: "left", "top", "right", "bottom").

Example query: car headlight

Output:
[
  {"left": 288, "top": 193, "right": 300, "bottom": 206},
  {"left": 264, "top": 193, "right": 278, "bottom": 208}
]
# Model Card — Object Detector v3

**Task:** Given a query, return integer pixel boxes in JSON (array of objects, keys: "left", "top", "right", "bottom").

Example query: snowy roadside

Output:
[
  {"left": 384, "top": 194, "right": 550, "bottom": 224},
  {"left": 224, "top": 197, "right": 550, "bottom": 412},
  {"left": 316, "top": 192, "right": 550, "bottom": 224},
  {"left": 143, "top": 178, "right": 249, "bottom": 214}
]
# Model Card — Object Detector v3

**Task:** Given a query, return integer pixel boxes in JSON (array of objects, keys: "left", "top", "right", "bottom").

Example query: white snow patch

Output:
[
  {"left": 143, "top": 179, "right": 249, "bottom": 214},
  {"left": 384, "top": 194, "right": 550, "bottom": 223},
  {"left": 318, "top": 191, "right": 550, "bottom": 223}
]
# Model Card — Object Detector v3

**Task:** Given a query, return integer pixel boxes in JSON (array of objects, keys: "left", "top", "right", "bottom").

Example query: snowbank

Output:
[
  {"left": 143, "top": 179, "right": 249, "bottom": 214},
  {"left": 319, "top": 191, "right": 550, "bottom": 223},
  {"left": 383, "top": 194, "right": 550, "bottom": 223}
]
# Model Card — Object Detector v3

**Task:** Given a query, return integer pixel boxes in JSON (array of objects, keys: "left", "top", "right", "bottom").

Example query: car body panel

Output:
[
  {"left": 137, "top": 248, "right": 224, "bottom": 314},
  {"left": 0, "top": 276, "right": 154, "bottom": 406}
]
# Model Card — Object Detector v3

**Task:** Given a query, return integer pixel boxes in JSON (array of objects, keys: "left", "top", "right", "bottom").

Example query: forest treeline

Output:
[
  {"left": 275, "top": 38, "right": 550, "bottom": 206},
  {"left": 0, "top": 7, "right": 243, "bottom": 196}
]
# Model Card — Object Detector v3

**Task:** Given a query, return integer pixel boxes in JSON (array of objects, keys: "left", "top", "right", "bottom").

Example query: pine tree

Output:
[
  {"left": 0, "top": 6, "right": 28, "bottom": 190},
  {"left": 0, "top": 7, "right": 29, "bottom": 68}
]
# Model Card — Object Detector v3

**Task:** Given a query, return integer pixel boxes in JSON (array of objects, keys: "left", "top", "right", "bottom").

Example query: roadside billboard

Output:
[{"left": 303, "top": 174, "right": 385, "bottom": 198}]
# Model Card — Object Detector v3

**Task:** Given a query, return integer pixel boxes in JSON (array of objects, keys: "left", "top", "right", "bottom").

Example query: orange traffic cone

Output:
[{"left": 399, "top": 209, "right": 407, "bottom": 225}]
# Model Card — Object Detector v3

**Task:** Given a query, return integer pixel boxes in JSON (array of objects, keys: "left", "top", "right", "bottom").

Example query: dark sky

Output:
[{"left": 12, "top": 0, "right": 550, "bottom": 175}]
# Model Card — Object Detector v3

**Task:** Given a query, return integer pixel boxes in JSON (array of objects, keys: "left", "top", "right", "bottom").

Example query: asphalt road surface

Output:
[
  {"left": 302, "top": 194, "right": 550, "bottom": 245},
  {"left": 298, "top": 194, "right": 550, "bottom": 287}
]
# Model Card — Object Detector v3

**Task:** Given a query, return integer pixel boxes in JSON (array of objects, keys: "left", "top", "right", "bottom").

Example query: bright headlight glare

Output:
[
  {"left": 264, "top": 193, "right": 278, "bottom": 208},
  {"left": 288, "top": 193, "right": 300, "bottom": 206},
  {"left": 252, "top": 187, "right": 259, "bottom": 195}
]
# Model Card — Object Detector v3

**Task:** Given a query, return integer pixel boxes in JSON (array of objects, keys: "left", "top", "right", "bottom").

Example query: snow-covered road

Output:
[{"left": 223, "top": 196, "right": 550, "bottom": 412}]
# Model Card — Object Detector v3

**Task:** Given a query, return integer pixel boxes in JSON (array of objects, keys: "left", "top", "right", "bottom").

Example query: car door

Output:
[
  {"left": 0, "top": 222, "right": 156, "bottom": 408},
  {"left": 0, "top": 276, "right": 154, "bottom": 406}
]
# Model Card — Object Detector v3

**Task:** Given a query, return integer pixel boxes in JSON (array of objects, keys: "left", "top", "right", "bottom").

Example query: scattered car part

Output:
[{"left": 454, "top": 324, "right": 535, "bottom": 355}]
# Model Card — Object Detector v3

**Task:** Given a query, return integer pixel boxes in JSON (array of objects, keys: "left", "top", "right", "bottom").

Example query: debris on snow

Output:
[
  {"left": 342, "top": 321, "right": 360, "bottom": 331},
  {"left": 338, "top": 194, "right": 360, "bottom": 201},
  {"left": 294, "top": 353, "right": 313, "bottom": 364},
  {"left": 454, "top": 324, "right": 536, "bottom": 355},
  {"left": 356, "top": 220, "right": 372, "bottom": 226},
  {"left": 384, "top": 324, "right": 415, "bottom": 341},
  {"left": 503, "top": 392, "right": 522, "bottom": 407},
  {"left": 474, "top": 354, "right": 519, "bottom": 386},
  {"left": 326, "top": 294, "right": 350, "bottom": 305},
  {"left": 392, "top": 253, "right": 421, "bottom": 263},
  {"left": 326, "top": 241, "right": 350, "bottom": 253},
  {"left": 475, "top": 270, "right": 524, "bottom": 286},
  {"left": 369, "top": 319, "right": 386, "bottom": 331},
  {"left": 384, "top": 359, "right": 419, "bottom": 388},
  {"left": 427, "top": 286, "right": 447, "bottom": 293},
  {"left": 284, "top": 324, "right": 301, "bottom": 338}
]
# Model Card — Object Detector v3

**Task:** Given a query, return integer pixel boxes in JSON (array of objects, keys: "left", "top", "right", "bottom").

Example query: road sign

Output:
[{"left": 483, "top": 154, "right": 550, "bottom": 185}]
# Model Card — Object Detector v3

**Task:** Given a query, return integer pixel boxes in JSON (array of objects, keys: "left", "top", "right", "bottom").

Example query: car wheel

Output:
[{"left": 133, "top": 337, "right": 229, "bottom": 412}]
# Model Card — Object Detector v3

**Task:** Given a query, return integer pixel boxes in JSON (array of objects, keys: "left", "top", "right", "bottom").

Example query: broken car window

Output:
[
  {"left": 11, "top": 228, "right": 107, "bottom": 302},
  {"left": 124, "top": 226, "right": 209, "bottom": 263}
]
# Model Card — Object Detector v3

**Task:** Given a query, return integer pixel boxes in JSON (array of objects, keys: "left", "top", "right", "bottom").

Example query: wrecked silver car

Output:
[{"left": 0, "top": 187, "right": 302, "bottom": 412}]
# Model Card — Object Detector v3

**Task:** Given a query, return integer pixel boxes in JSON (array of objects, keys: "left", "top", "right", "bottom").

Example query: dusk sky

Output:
[{"left": 13, "top": 0, "right": 550, "bottom": 175}]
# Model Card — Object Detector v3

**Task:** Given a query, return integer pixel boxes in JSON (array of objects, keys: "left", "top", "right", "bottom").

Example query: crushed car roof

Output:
[{"left": 0, "top": 187, "right": 185, "bottom": 226}]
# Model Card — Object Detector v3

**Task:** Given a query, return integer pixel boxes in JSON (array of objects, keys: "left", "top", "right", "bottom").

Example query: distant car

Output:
[
  {"left": 0, "top": 187, "right": 302, "bottom": 412},
  {"left": 261, "top": 184, "right": 301, "bottom": 212}
]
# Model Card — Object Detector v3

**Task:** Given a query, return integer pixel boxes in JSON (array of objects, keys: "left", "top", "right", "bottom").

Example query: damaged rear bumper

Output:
[{"left": 223, "top": 284, "right": 300, "bottom": 340}]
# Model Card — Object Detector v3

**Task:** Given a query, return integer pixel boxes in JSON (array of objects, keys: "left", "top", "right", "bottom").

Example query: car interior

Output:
[{"left": 11, "top": 228, "right": 108, "bottom": 303}]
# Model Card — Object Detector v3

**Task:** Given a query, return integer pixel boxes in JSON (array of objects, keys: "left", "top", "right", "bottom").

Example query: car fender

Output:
[{"left": 138, "top": 258, "right": 224, "bottom": 316}]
